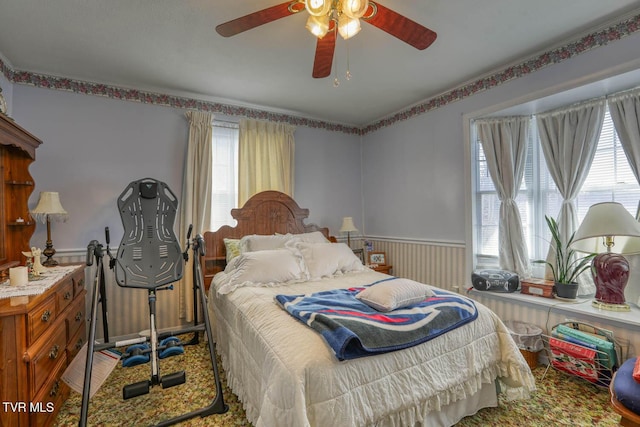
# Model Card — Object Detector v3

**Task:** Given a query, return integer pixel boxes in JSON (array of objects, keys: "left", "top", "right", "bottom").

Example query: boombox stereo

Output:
[{"left": 471, "top": 269, "right": 519, "bottom": 293}]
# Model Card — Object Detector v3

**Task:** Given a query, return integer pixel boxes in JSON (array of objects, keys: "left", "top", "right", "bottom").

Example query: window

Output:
[
  {"left": 210, "top": 121, "right": 239, "bottom": 231},
  {"left": 473, "top": 107, "right": 640, "bottom": 265}
]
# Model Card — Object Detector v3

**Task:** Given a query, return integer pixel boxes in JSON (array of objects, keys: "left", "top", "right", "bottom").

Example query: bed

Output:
[{"left": 204, "top": 191, "right": 536, "bottom": 427}]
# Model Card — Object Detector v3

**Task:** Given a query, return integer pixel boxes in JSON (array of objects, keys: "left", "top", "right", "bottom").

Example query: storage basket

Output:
[
  {"left": 504, "top": 320, "right": 543, "bottom": 369},
  {"left": 520, "top": 349, "right": 539, "bottom": 369}
]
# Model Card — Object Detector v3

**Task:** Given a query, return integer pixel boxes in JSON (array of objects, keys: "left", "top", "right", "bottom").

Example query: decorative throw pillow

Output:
[
  {"left": 356, "top": 278, "right": 433, "bottom": 312},
  {"left": 292, "top": 242, "right": 365, "bottom": 279},
  {"left": 223, "top": 238, "right": 242, "bottom": 263}
]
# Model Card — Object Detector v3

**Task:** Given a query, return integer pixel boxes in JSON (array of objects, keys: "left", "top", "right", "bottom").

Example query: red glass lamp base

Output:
[{"left": 591, "top": 252, "right": 630, "bottom": 310}]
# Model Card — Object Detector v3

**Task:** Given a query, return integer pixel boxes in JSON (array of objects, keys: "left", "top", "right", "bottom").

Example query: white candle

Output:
[{"left": 9, "top": 266, "right": 28, "bottom": 286}]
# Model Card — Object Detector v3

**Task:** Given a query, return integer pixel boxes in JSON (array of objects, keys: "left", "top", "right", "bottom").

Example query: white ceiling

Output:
[{"left": 1, "top": 0, "right": 640, "bottom": 126}]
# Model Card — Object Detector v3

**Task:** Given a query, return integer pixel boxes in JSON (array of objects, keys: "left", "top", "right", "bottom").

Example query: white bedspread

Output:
[{"left": 207, "top": 271, "right": 536, "bottom": 427}]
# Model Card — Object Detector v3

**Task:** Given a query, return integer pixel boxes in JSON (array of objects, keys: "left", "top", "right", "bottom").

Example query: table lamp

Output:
[
  {"left": 570, "top": 202, "right": 640, "bottom": 311},
  {"left": 30, "top": 191, "right": 68, "bottom": 266},
  {"left": 339, "top": 217, "right": 358, "bottom": 248}
]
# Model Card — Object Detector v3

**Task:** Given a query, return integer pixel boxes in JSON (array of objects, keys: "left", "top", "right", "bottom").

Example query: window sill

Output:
[{"left": 467, "top": 288, "right": 640, "bottom": 331}]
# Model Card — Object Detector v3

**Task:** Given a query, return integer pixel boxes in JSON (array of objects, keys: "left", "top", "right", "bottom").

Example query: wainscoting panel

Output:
[
  {"left": 363, "top": 239, "right": 466, "bottom": 291},
  {"left": 471, "top": 292, "right": 558, "bottom": 332}
]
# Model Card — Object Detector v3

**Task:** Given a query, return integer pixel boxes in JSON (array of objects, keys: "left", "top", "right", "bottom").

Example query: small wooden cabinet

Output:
[
  {"left": 371, "top": 264, "right": 393, "bottom": 275},
  {"left": 0, "top": 265, "right": 86, "bottom": 427}
]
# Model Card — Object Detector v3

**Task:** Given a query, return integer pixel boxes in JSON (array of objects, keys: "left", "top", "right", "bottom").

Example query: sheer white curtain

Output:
[
  {"left": 536, "top": 99, "right": 605, "bottom": 295},
  {"left": 179, "top": 110, "right": 213, "bottom": 321},
  {"left": 476, "top": 117, "right": 531, "bottom": 276},
  {"left": 238, "top": 119, "right": 295, "bottom": 205},
  {"left": 608, "top": 88, "right": 640, "bottom": 306}
]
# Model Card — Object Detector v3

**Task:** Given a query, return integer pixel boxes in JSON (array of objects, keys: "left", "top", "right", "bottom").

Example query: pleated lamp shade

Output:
[{"left": 31, "top": 192, "right": 68, "bottom": 223}]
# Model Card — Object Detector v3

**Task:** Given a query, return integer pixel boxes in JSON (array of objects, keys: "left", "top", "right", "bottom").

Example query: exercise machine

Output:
[{"left": 79, "top": 178, "right": 227, "bottom": 426}]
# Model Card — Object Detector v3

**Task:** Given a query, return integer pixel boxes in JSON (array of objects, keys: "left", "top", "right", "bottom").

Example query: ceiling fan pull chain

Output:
[
  {"left": 333, "top": 25, "right": 340, "bottom": 87},
  {"left": 345, "top": 36, "right": 352, "bottom": 80}
]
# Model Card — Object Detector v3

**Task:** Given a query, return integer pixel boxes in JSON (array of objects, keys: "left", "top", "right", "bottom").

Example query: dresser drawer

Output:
[
  {"left": 27, "top": 296, "right": 57, "bottom": 345},
  {"left": 67, "top": 320, "right": 87, "bottom": 361},
  {"left": 65, "top": 291, "right": 86, "bottom": 338},
  {"left": 29, "top": 356, "right": 69, "bottom": 427},
  {"left": 56, "top": 279, "right": 75, "bottom": 313},
  {"left": 26, "top": 322, "right": 67, "bottom": 398},
  {"left": 72, "top": 268, "right": 85, "bottom": 298}
]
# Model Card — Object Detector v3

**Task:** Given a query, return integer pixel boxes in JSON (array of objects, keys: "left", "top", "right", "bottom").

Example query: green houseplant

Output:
[{"left": 535, "top": 215, "right": 596, "bottom": 299}]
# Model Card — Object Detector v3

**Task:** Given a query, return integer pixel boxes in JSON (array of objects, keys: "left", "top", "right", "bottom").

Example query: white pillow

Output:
[
  {"left": 292, "top": 231, "right": 330, "bottom": 243},
  {"left": 239, "top": 234, "right": 291, "bottom": 252},
  {"left": 356, "top": 278, "right": 434, "bottom": 312},
  {"left": 215, "top": 249, "right": 308, "bottom": 294},
  {"left": 293, "top": 242, "right": 365, "bottom": 279}
]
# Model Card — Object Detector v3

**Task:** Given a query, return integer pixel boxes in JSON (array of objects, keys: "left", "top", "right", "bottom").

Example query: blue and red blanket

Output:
[{"left": 275, "top": 281, "right": 478, "bottom": 360}]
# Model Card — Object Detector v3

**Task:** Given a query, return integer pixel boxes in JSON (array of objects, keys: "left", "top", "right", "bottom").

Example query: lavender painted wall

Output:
[
  {"left": 10, "top": 86, "right": 362, "bottom": 251},
  {"left": 293, "top": 125, "right": 362, "bottom": 237},
  {"left": 13, "top": 87, "right": 187, "bottom": 250},
  {"left": 361, "top": 31, "right": 640, "bottom": 243}
]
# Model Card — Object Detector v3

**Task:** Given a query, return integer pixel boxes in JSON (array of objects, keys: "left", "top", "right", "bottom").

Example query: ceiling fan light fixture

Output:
[
  {"left": 338, "top": 15, "right": 361, "bottom": 40},
  {"left": 305, "top": 0, "right": 332, "bottom": 17},
  {"left": 342, "top": 0, "right": 369, "bottom": 19},
  {"left": 215, "top": 1, "right": 437, "bottom": 80},
  {"left": 306, "top": 14, "right": 331, "bottom": 38}
]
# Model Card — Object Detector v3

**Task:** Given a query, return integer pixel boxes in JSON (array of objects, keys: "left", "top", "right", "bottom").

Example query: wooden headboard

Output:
[{"left": 201, "top": 190, "right": 333, "bottom": 289}]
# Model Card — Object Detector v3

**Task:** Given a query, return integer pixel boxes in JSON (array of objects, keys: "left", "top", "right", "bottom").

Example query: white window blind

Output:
[{"left": 210, "top": 121, "right": 239, "bottom": 231}]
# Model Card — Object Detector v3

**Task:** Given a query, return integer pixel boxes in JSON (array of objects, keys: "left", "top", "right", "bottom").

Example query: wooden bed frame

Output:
[{"left": 201, "top": 191, "right": 333, "bottom": 289}]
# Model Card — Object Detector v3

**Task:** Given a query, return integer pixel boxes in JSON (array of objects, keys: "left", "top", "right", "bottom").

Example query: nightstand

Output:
[{"left": 371, "top": 264, "right": 393, "bottom": 275}]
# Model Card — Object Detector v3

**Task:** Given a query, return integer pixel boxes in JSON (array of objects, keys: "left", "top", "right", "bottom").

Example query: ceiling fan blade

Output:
[
  {"left": 363, "top": 2, "right": 437, "bottom": 50},
  {"left": 216, "top": 1, "right": 303, "bottom": 37},
  {"left": 312, "top": 29, "right": 336, "bottom": 78}
]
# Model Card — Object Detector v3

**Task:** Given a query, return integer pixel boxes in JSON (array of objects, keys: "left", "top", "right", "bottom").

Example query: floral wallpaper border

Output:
[{"left": 1, "top": 12, "right": 639, "bottom": 136}]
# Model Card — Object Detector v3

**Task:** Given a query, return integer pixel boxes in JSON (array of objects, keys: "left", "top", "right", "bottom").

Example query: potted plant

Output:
[{"left": 534, "top": 215, "right": 596, "bottom": 299}]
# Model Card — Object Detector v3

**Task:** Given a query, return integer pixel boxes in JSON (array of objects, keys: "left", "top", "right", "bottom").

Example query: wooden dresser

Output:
[
  {"left": 0, "top": 264, "right": 86, "bottom": 427},
  {"left": 0, "top": 113, "right": 85, "bottom": 425}
]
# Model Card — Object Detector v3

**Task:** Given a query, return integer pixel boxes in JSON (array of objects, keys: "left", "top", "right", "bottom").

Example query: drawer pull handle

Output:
[
  {"left": 41, "top": 310, "right": 51, "bottom": 322},
  {"left": 50, "top": 380, "right": 60, "bottom": 397},
  {"left": 49, "top": 344, "right": 60, "bottom": 360},
  {"left": 78, "top": 278, "right": 85, "bottom": 288},
  {"left": 75, "top": 311, "right": 84, "bottom": 322},
  {"left": 75, "top": 338, "right": 84, "bottom": 350},
  {"left": 64, "top": 291, "right": 72, "bottom": 300}
]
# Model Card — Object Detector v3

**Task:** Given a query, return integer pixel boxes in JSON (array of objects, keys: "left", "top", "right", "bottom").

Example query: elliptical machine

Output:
[{"left": 79, "top": 178, "right": 227, "bottom": 426}]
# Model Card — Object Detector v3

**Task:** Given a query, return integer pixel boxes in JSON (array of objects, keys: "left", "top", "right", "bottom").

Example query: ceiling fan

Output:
[{"left": 216, "top": 0, "right": 437, "bottom": 79}]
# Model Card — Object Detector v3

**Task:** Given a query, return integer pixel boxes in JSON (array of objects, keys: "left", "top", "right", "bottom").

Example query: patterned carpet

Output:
[{"left": 54, "top": 335, "right": 621, "bottom": 426}]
